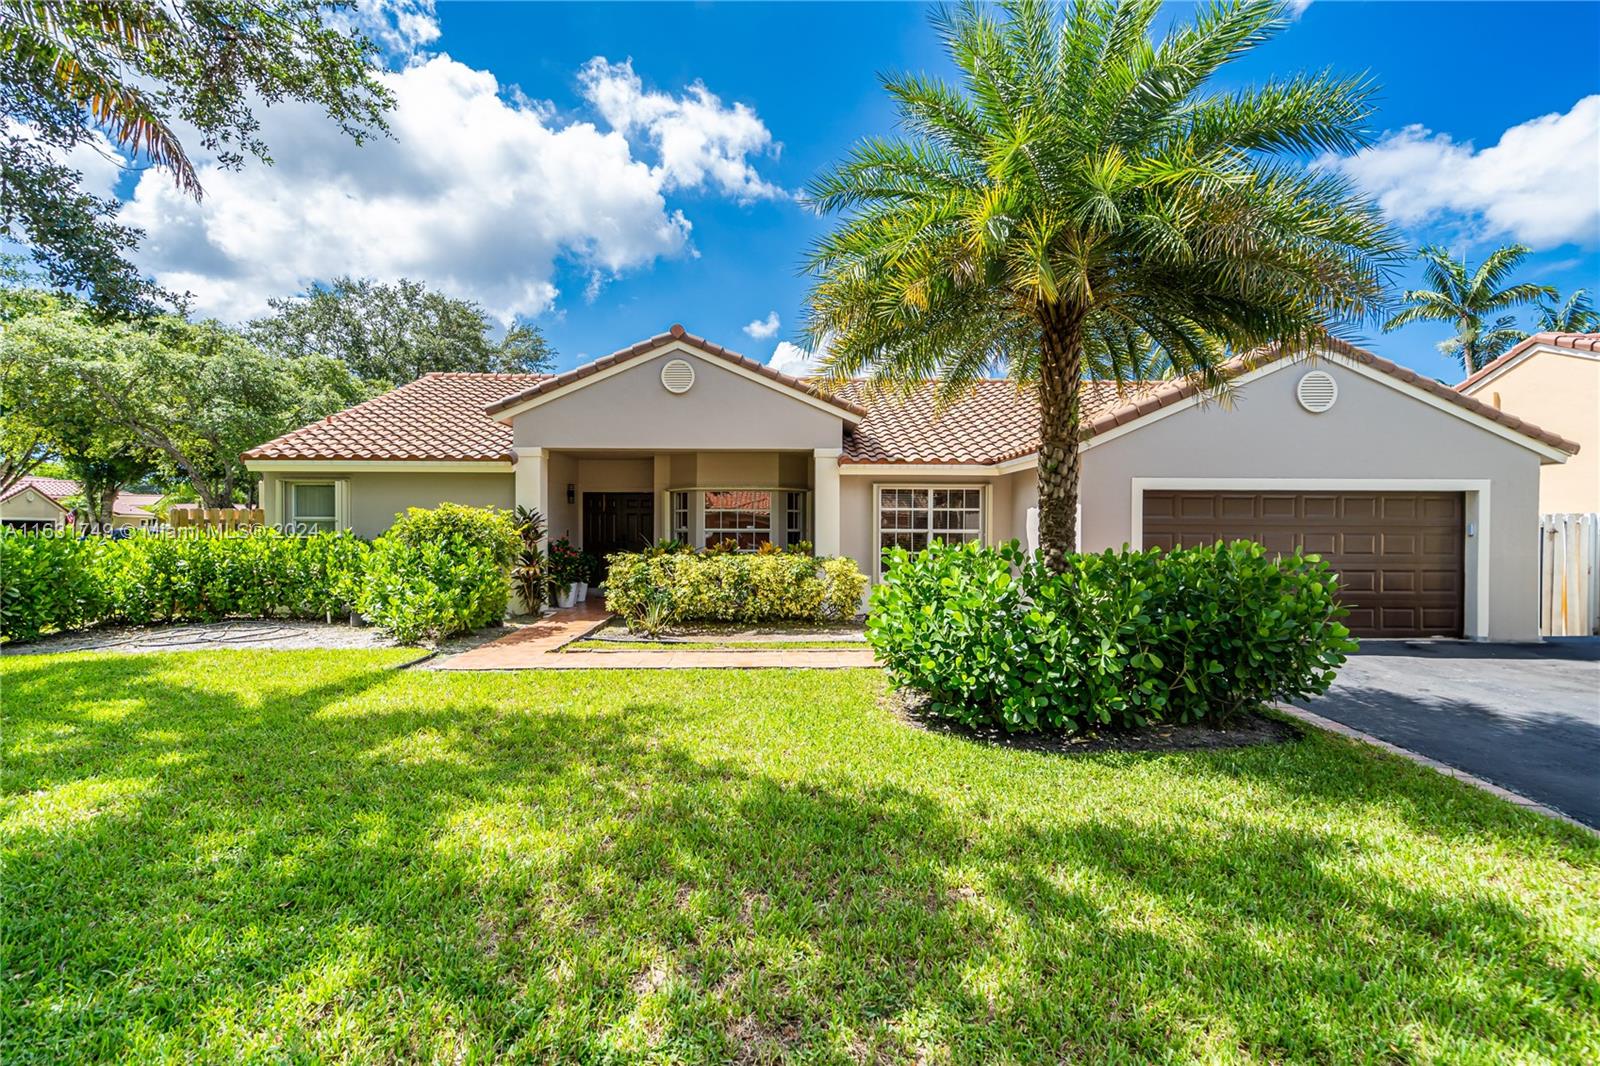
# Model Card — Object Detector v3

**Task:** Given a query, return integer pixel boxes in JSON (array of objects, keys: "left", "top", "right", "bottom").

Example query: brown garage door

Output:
[{"left": 1142, "top": 491, "right": 1464, "bottom": 638}]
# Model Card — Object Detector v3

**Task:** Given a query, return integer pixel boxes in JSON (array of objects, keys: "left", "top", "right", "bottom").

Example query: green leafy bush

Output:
[
  {"left": 356, "top": 504, "right": 517, "bottom": 643},
  {"left": 356, "top": 536, "right": 508, "bottom": 645},
  {"left": 606, "top": 549, "right": 867, "bottom": 628},
  {"left": 0, "top": 528, "right": 368, "bottom": 641},
  {"left": 868, "top": 540, "right": 1354, "bottom": 733},
  {"left": 0, "top": 530, "right": 109, "bottom": 641},
  {"left": 383, "top": 503, "right": 520, "bottom": 568}
]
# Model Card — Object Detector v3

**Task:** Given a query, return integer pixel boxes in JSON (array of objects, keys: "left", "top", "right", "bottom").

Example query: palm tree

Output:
[
  {"left": 1534, "top": 289, "right": 1599, "bottom": 334},
  {"left": 804, "top": 0, "right": 1400, "bottom": 569},
  {"left": 0, "top": 1, "right": 199, "bottom": 193},
  {"left": 1383, "top": 244, "right": 1555, "bottom": 374}
]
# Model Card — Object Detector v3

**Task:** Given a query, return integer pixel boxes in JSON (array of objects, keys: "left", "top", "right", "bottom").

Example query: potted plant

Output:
[
  {"left": 511, "top": 506, "right": 548, "bottom": 615},
  {"left": 577, "top": 551, "right": 600, "bottom": 601},
  {"left": 547, "top": 537, "right": 582, "bottom": 609}
]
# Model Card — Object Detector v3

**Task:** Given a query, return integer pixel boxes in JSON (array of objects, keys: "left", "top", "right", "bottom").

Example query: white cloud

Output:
[
  {"left": 328, "top": 0, "right": 441, "bottom": 64},
  {"left": 767, "top": 340, "right": 823, "bottom": 378},
  {"left": 578, "top": 57, "right": 786, "bottom": 203},
  {"left": 1322, "top": 95, "right": 1600, "bottom": 249},
  {"left": 743, "top": 311, "right": 780, "bottom": 339},
  {"left": 118, "top": 53, "right": 787, "bottom": 323},
  {"left": 1287, "top": 0, "right": 1313, "bottom": 18}
]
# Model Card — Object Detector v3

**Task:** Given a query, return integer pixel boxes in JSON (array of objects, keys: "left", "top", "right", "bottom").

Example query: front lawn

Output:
[{"left": 3, "top": 652, "right": 1597, "bottom": 1063}]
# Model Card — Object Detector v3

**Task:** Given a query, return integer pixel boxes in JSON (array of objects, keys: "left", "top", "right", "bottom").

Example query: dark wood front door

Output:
[
  {"left": 1142, "top": 490, "right": 1465, "bottom": 638},
  {"left": 582, "top": 492, "right": 655, "bottom": 575}
]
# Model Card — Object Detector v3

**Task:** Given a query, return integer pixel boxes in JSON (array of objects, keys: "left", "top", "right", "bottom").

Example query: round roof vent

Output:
[
  {"left": 1296, "top": 370, "right": 1338, "bottom": 413},
  {"left": 660, "top": 358, "right": 695, "bottom": 394}
]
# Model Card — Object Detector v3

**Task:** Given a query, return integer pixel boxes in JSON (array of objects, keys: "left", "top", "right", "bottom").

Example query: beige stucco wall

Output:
[
  {"left": 1461, "top": 350, "right": 1599, "bottom": 514},
  {"left": 0, "top": 489, "right": 67, "bottom": 527},
  {"left": 510, "top": 346, "right": 846, "bottom": 453},
  {"left": 260, "top": 470, "right": 514, "bottom": 540},
  {"left": 1077, "top": 359, "right": 1547, "bottom": 640}
]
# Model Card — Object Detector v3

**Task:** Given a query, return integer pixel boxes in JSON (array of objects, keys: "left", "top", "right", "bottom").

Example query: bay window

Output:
[{"left": 703, "top": 490, "right": 772, "bottom": 549}]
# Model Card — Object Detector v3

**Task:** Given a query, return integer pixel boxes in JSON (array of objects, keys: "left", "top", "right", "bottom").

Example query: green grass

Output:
[
  {"left": 565, "top": 639, "right": 864, "bottom": 651},
  {"left": 3, "top": 651, "right": 1597, "bottom": 1063}
]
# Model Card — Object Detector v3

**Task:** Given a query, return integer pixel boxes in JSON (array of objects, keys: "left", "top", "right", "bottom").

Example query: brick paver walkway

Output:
[{"left": 433, "top": 601, "right": 879, "bottom": 671}]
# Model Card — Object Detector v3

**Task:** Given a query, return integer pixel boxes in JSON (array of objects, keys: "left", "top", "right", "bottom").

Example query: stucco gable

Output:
[
  {"left": 487, "top": 325, "right": 864, "bottom": 424},
  {"left": 502, "top": 341, "right": 851, "bottom": 454}
]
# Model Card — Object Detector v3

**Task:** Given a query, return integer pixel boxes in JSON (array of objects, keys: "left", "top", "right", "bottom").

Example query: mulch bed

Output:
[{"left": 888, "top": 688, "right": 1301, "bottom": 754}]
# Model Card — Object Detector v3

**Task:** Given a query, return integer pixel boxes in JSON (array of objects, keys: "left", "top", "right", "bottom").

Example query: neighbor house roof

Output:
[
  {"left": 1455, "top": 331, "right": 1600, "bottom": 394},
  {"left": 483, "top": 324, "right": 868, "bottom": 419},
  {"left": 0, "top": 476, "right": 161, "bottom": 517},
  {"left": 0, "top": 475, "right": 80, "bottom": 504},
  {"left": 241, "top": 334, "right": 1581, "bottom": 466}
]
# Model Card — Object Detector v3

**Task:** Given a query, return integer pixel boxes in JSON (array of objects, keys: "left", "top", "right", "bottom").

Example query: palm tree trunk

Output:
[{"left": 1036, "top": 302, "right": 1086, "bottom": 573}]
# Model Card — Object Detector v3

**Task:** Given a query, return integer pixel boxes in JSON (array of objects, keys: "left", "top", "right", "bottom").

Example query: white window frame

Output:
[
  {"left": 701, "top": 489, "right": 775, "bottom": 551},
  {"left": 873, "top": 484, "right": 986, "bottom": 576},
  {"left": 783, "top": 490, "right": 809, "bottom": 548},
  {"left": 669, "top": 490, "right": 691, "bottom": 543},
  {"left": 285, "top": 479, "right": 347, "bottom": 533}
]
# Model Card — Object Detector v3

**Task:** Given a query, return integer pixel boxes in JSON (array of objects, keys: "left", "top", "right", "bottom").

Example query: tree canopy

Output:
[
  {"left": 1, "top": 294, "right": 369, "bottom": 505},
  {"left": 248, "top": 277, "right": 557, "bottom": 386},
  {"left": 0, "top": 0, "right": 392, "bottom": 313},
  {"left": 804, "top": 0, "right": 1400, "bottom": 564}
]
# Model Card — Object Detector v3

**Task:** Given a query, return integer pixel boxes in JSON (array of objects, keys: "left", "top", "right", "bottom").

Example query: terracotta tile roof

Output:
[
  {"left": 484, "top": 324, "right": 868, "bottom": 418},
  {"left": 836, "top": 379, "right": 1142, "bottom": 464},
  {"left": 0, "top": 475, "right": 80, "bottom": 504},
  {"left": 1456, "top": 331, "right": 1600, "bottom": 393},
  {"left": 242, "top": 335, "right": 1580, "bottom": 466},
  {"left": 242, "top": 372, "right": 548, "bottom": 462}
]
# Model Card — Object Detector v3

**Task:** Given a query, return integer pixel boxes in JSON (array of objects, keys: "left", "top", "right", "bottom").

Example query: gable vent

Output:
[
  {"left": 660, "top": 358, "right": 695, "bottom": 394},
  {"left": 1296, "top": 370, "right": 1338, "bottom": 413}
]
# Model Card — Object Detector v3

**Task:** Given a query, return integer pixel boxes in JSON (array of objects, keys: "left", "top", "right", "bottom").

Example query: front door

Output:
[{"left": 582, "top": 492, "right": 655, "bottom": 576}]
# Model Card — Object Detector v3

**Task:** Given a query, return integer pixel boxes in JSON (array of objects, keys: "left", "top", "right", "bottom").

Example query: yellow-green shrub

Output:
[{"left": 606, "top": 550, "right": 867, "bottom": 627}]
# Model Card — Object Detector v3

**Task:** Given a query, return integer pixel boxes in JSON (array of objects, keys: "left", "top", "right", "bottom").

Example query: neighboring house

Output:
[
  {"left": 244, "top": 324, "right": 1579, "bottom": 641},
  {"left": 1456, "top": 332, "right": 1600, "bottom": 515},
  {"left": 0, "top": 476, "right": 161, "bottom": 531}
]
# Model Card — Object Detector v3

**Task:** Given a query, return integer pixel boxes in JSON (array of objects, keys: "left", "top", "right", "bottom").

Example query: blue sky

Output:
[{"left": 107, "top": 1, "right": 1600, "bottom": 384}]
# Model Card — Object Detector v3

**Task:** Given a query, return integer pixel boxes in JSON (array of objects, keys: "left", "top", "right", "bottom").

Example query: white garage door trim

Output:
[{"left": 1129, "top": 477, "right": 1492, "bottom": 641}]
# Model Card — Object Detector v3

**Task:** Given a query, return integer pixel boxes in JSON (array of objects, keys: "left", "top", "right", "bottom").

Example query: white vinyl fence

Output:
[{"left": 1539, "top": 513, "right": 1599, "bottom": 636}]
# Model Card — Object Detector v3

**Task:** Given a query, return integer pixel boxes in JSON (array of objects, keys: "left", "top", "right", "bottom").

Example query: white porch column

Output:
[
  {"left": 813, "top": 448, "right": 842, "bottom": 556},
  {"left": 514, "top": 447, "right": 547, "bottom": 548},
  {"left": 653, "top": 454, "right": 672, "bottom": 541}
]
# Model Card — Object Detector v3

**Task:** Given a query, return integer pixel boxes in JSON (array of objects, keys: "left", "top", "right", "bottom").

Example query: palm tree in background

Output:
[
  {"left": 1534, "top": 289, "right": 1599, "bottom": 334},
  {"left": 1384, "top": 244, "right": 1555, "bottom": 374},
  {"left": 803, "top": 0, "right": 1400, "bottom": 569}
]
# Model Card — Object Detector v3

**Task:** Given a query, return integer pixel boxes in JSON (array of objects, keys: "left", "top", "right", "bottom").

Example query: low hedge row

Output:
[
  {"left": 605, "top": 549, "right": 868, "bottom": 628},
  {"left": 868, "top": 540, "right": 1355, "bottom": 733},
  {"left": 0, "top": 503, "right": 519, "bottom": 645}
]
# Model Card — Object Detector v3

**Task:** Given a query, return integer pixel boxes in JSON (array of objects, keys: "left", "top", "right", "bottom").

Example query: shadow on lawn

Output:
[{"left": 3, "top": 654, "right": 1597, "bottom": 1063}]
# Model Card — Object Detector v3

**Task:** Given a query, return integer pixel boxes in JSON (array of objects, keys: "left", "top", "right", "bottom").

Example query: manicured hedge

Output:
[
  {"left": 605, "top": 549, "right": 868, "bottom": 628},
  {"left": 0, "top": 504, "right": 520, "bottom": 645},
  {"left": 0, "top": 527, "right": 369, "bottom": 642},
  {"left": 868, "top": 540, "right": 1355, "bottom": 732}
]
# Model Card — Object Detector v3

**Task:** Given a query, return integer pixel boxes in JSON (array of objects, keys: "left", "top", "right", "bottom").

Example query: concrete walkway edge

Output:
[{"left": 1274, "top": 702, "right": 1598, "bottom": 837}]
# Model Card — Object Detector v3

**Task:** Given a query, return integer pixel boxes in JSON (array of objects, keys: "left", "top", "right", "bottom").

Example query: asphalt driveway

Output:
[{"left": 1296, "top": 638, "right": 1600, "bottom": 828}]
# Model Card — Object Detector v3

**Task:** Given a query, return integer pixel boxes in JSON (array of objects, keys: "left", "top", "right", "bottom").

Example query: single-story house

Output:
[
  {"left": 0, "top": 476, "right": 161, "bottom": 531},
  {"left": 244, "top": 325, "right": 1580, "bottom": 641},
  {"left": 1456, "top": 331, "right": 1599, "bottom": 515}
]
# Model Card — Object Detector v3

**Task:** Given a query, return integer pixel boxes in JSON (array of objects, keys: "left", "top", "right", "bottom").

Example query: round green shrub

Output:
[{"left": 867, "top": 540, "right": 1356, "bottom": 732}]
